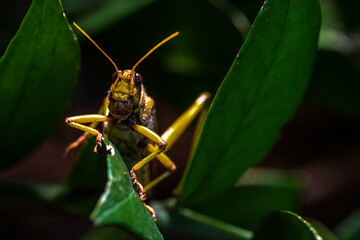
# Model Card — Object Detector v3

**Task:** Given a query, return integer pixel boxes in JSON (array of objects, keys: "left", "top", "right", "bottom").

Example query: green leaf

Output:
[
  {"left": 253, "top": 211, "right": 321, "bottom": 240},
  {"left": 189, "top": 169, "right": 303, "bottom": 231},
  {"left": 90, "top": 138, "right": 163, "bottom": 240},
  {"left": 0, "top": 0, "right": 80, "bottom": 169},
  {"left": 177, "top": 0, "right": 321, "bottom": 206},
  {"left": 309, "top": 219, "right": 338, "bottom": 240}
]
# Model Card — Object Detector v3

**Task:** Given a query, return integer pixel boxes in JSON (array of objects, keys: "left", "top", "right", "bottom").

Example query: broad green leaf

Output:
[
  {"left": 189, "top": 169, "right": 303, "bottom": 231},
  {"left": 90, "top": 138, "right": 163, "bottom": 240},
  {"left": 177, "top": 0, "right": 321, "bottom": 206},
  {"left": 253, "top": 211, "right": 322, "bottom": 240},
  {"left": 0, "top": 0, "right": 80, "bottom": 169},
  {"left": 309, "top": 219, "right": 338, "bottom": 240}
]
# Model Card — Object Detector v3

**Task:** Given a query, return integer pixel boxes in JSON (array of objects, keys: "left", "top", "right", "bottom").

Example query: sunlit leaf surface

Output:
[{"left": 177, "top": 0, "right": 321, "bottom": 207}]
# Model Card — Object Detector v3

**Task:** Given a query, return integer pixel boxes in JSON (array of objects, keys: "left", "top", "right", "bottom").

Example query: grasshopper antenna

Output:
[
  {"left": 131, "top": 32, "right": 179, "bottom": 72},
  {"left": 72, "top": 22, "right": 120, "bottom": 79}
]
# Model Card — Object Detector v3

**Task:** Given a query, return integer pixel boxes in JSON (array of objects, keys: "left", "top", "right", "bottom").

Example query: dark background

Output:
[{"left": 1, "top": 0, "right": 359, "bottom": 239}]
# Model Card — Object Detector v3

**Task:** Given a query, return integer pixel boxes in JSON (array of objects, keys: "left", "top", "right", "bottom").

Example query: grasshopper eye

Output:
[{"left": 135, "top": 73, "right": 143, "bottom": 85}]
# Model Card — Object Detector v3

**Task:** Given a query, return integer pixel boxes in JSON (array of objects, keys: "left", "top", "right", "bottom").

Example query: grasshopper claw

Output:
[
  {"left": 94, "top": 134, "right": 104, "bottom": 153},
  {"left": 144, "top": 203, "right": 157, "bottom": 221}
]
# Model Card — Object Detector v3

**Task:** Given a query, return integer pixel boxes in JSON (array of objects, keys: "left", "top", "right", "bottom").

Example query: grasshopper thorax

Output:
[{"left": 108, "top": 70, "right": 143, "bottom": 120}]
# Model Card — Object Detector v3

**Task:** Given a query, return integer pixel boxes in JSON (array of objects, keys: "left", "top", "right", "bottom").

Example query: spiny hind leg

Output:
[
  {"left": 64, "top": 98, "right": 109, "bottom": 156},
  {"left": 130, "top": 93, "right": 210, "bottom": 219},
  {"left": 137, "top": 92, "right": 211, "bottom": 193}
]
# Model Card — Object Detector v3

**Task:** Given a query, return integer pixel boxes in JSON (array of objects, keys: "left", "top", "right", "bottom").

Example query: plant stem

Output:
[{"left": 178, "top": 208, "right": 253, "bottom": 240}]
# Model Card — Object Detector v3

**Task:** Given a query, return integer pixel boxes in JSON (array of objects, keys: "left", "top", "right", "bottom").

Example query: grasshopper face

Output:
[{"left": 108, "top": 69, "right": 143, "bottom": 119}]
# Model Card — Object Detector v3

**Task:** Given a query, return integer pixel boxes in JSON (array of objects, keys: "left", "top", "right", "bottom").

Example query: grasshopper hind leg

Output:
[{"left": 130, "top": 92, "right": 210, "bottom": 220}]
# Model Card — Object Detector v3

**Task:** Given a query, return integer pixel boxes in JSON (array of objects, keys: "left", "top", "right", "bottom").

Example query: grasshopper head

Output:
[
  {"left": 108, "top": 70, "right": 143, "bottom": 119},
  {"left": 71, "top": 22, "right": 177, "bottom": 120}
]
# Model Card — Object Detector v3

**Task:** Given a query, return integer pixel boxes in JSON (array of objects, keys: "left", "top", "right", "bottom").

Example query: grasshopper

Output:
[{"left": 65, "top": 23, "right": 210, "bottom": 220}]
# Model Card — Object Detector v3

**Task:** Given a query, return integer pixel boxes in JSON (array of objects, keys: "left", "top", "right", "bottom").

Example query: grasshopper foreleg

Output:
[
  {"left": 65, "top": 114, "right": 109, "bottom": 152},
  {"left": 64, "top": 98, "right": 109, "bottom": 156}
]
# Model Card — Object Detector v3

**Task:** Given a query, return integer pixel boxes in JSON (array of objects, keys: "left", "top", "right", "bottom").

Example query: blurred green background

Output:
[{"left": 0, "top": 0, "right": 359, "bottom": 239}]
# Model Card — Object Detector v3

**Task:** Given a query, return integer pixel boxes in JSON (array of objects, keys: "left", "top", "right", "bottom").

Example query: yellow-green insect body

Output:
[
  {"left": 104, "top": 70, "right": 157, "bottom": 184},
  {"left": 66, "top": 23, "right": 210, "bottom": 220}
]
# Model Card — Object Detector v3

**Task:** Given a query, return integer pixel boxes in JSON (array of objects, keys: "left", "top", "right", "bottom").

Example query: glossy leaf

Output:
[
  {"left": 0, "top": 0, "right": 80, "bottom": 169},
  {"left": 177, "top": 0, "right": 321, "bottom": 206},
  {"left": 90, "top": 138, "right": 163, "bottom": 240},
  {"left": 309, "top": 220, "right": 338, "bottom": 240},
  {"left": 189, "top": 169, "right": 303, "bottom": 231},
  {"left": 253, "top": 211, "right": 321, "bottom": 240}
]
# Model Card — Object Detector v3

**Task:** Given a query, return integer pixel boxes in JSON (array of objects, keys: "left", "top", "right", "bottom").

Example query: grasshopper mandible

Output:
[{"left": 65, "top": 23, "right": 210, "bottom": 220}]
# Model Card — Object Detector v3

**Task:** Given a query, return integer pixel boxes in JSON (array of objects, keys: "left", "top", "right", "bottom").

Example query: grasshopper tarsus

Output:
[
  {"left": 130, "top": 169, "right": 147, "bottom": 202},
  {"left": 144, "top": 203, "right": 157, "bottom": 221},
  {"left": 94, "top": 134, "right": 103, "bottom": 153}
]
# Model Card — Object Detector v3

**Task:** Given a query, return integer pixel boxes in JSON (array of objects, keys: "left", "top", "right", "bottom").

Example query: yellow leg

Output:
[
  {"left": 144, "top": 171, "right": 171, "bottom": 192},
  {"left": 64, "top": 98, "right": 109, "bottom": 156},
  {"left": 132, "top": 92, "right": 211, "bottom": 194},
  {"left": 147, "top": 144, "right": 175, "bottom": 171},
  {"left": 162, "top": 92, "right": 210, "bottom": 150},
  {"left": 65, "top": 114, "right": 109, "bottom": 152},
  {"left": 130, "top": 124, "right": 168, "bottom": 201}
]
